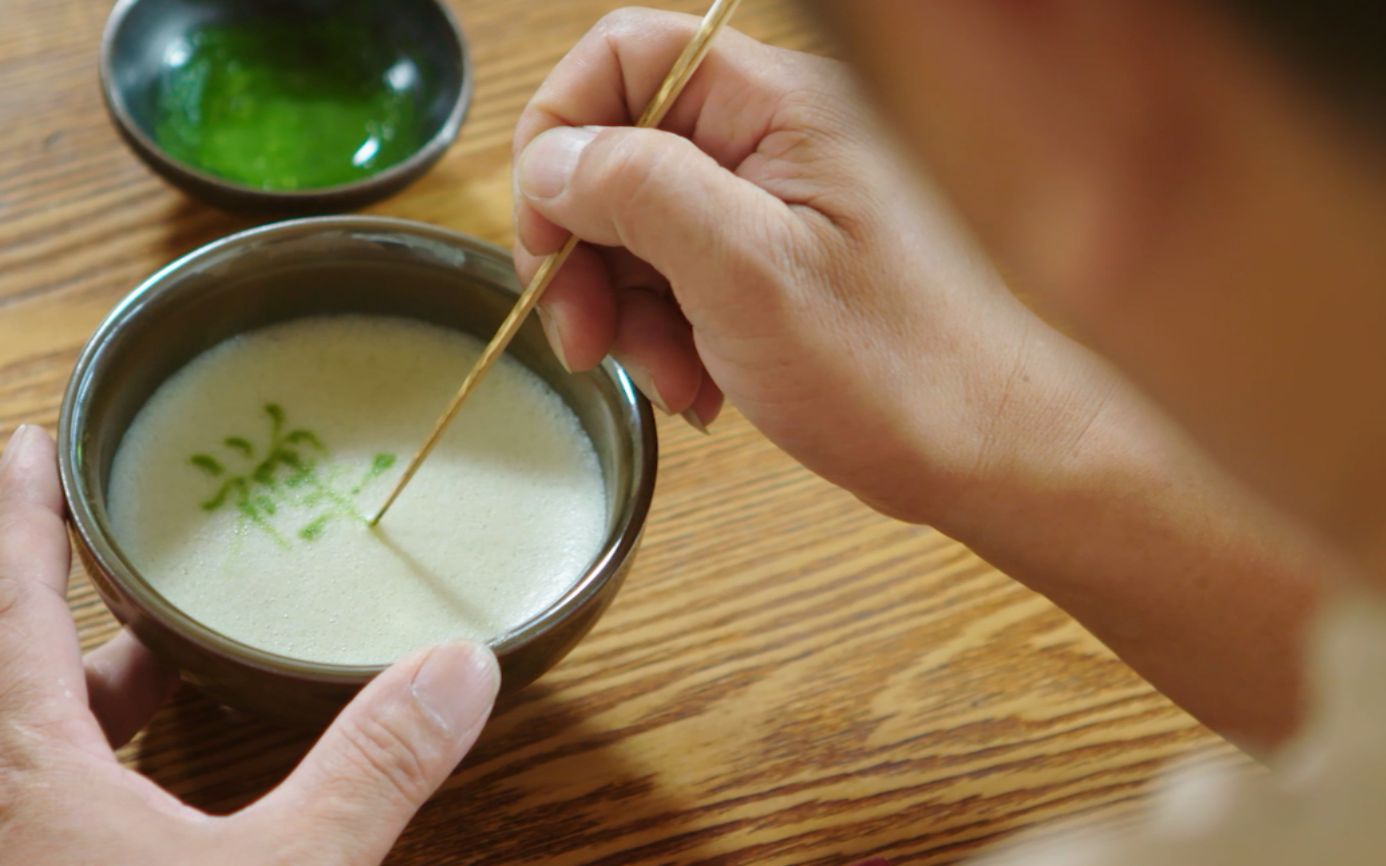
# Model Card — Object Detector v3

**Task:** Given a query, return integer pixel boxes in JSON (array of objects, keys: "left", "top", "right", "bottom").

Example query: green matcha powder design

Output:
[{"left": 188, "top": 403, "right": 396, "bottom": 547}]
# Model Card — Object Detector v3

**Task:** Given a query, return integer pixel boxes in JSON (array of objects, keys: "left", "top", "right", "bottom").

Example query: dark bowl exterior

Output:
[{"left": 59, "top": 217, "right": 657, "bottom": 727}]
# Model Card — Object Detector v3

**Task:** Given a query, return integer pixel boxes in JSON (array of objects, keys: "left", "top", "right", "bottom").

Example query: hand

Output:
[
  {"left": 0, "top": 426, "right": 500, "bottom": 865},
  {"left": 512, "top": 10, "right": 1342, "bottom": 749},
  {"left": 512, "top": 8, "right": 1119, "bottom": 526}
]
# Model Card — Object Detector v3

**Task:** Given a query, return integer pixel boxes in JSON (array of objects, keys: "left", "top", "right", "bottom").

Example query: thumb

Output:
[
  {"left": 517, "top": 125, "right": 794, "bottom": 321},
  {"left": 243, "top": 642, "right": 500, "bottom": 865}
]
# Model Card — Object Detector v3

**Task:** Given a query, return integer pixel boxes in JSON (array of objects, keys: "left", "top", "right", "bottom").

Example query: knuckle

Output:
[
  {"left": 600, "top": 131, "right": 666, "bottom": 201},
  {"left": 0, "top": 506, "right": 64, "bottom": 566},
  {"left": 594, "top": 7, "right": 666, "bottom": 43},
  {"left": 586, "top": 130, "right": 691, "bottom": 241},
  {"left": 0, "top": 575, "right": 25, "bottom": 620},
  {"left": 335, "top": 709, "right": 436, "bottom": 808}
]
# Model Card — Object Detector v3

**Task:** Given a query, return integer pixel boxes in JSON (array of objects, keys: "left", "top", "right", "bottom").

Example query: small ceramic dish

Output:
[
  {"left": 100, "top": 0, "right": 472, "bottom": 211},
  {"left": 58, "top": 217, "right": 657, "bottom": 725}
]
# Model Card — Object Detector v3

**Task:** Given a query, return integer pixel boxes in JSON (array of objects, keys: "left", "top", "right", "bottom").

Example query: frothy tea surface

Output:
[{"left": 108, "top": 315, "right": 607, "bottom": 665}]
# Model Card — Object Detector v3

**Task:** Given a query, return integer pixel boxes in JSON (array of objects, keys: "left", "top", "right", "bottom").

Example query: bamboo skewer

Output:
[{"left": 369, "top": 0, "right": 743, "bottom": 526}]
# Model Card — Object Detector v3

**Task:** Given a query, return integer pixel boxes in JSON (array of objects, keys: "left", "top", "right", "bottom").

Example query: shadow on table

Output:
[
  {"left": 133, "top": 679, "right": 700, "bottom": 862},
  {"left": 153, "top": 196, "right": 254, "bottom": 261}
]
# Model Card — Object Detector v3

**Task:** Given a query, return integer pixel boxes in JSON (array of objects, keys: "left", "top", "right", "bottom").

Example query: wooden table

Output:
[{"left": 1, "top": 1, "right": 1242, "bottom": 862}]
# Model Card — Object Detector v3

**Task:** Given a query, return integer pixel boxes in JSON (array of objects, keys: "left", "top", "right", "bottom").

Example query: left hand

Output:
[{"left": 0, "top": 424, "right": 500, "bottom": 865}]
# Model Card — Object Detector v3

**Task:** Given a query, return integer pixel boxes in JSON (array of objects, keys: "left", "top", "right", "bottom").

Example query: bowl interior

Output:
[
  {"left": 104, "top": 0, "right": 466, "bottom": 188},
  {"left": 63, "top": 219, "right": 653, "bottom": 677}
]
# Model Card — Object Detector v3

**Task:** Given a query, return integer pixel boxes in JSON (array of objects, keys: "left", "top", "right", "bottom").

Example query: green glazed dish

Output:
[
  {"left": 101, "top": 0, "right": 471, "bottom": 211},
  {"left": 153, "top": 19, "right": 424, "bottom": 191}
]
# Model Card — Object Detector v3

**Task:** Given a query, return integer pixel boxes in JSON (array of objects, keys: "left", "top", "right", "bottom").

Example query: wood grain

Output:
[{"left": 0, "top": 1, "right": 1243, "bottom": 863}]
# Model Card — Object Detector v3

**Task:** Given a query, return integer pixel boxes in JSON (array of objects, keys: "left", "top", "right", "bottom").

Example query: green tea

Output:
[{"left": 154, "top": 20, "right": 423, "bottom": 190}]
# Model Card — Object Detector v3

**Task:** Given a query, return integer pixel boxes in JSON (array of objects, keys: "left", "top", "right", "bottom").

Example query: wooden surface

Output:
[{"left": 0, "top": 1, "right": 1241, "bottom": 863}]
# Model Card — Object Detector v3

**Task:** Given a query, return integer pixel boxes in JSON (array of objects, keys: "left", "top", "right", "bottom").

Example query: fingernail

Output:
[
  {"left": 624, "top": 361, "right": 672, "bottom": 414},
  {"left": 536, "top": 306, "right": 573, "bottom": 374},
  {"left": 410, "top": 642, "right": 500, "bottom": 734},
  {"left": 681, "top": 408, "right": 711, "bottom": 435},
  {"left": 519, "top": 126, "right": 599, "bottom": 200},
  {"left": 0, "top": 425, "right": 37, "bottom": 474}
]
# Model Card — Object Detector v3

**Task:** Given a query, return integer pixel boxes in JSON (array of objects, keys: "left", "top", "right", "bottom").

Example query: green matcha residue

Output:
[
  {"left": 352, "top": 452, "right": 397, "bottom": 495},
  {"left": 223, "top": 436, "right": 253, "bottom": 457},
  {"left": 189, "top": 454, "right": 224, "bottom": 476},
  {"left": 189, "top": 403, "right": 396, "bottom": 546},
  {"left": 298, "top": 515, "right": 331, "bottom": 542},
  {"left": 154, "top": 18, "right": 423, "bottom": 190}
]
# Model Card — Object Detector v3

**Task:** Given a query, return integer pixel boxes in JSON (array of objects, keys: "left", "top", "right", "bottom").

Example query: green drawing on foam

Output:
[{"left": 189, "top": 403, "right": 395, "bottom": 546}]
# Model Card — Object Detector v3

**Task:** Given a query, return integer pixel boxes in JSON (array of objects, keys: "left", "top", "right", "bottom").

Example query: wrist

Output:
[{"left": 925, "top": 331, "right": 1142, "bottom": 544}]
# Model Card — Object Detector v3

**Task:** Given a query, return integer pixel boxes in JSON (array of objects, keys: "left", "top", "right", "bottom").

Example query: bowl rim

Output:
[
  {"left": 58, "top": 215, "right": 658, "bottom": 685},
  {"left": 98, "top": 0, "right": 474, "bottom": 205}
]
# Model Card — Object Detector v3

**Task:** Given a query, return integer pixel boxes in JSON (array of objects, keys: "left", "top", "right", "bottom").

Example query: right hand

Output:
[
  {"left": 514, "top": 9, "right": 1343, "bottom": 752},
  {"left": 512, "top": 9, "right": 1123, "bottom": 527}
]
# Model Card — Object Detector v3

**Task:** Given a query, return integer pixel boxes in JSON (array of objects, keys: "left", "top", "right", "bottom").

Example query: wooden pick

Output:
[{"left": 369, "top": 0, "right": 744, "bottom": 526}]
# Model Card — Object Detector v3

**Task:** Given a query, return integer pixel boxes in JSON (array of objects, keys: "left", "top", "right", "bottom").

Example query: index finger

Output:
[
  {"left": 513, "top": 7, "right": 793, "bottom": 172},
  {"left": 513, "top": 7, "right": 795, "bottom": 258},
  {"left": 0, "top": 425, "right": 108, "bottom": 754}
]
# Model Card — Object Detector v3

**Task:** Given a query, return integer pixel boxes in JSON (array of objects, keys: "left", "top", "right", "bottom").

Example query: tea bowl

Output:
[{"left": 58, "top": 216, "right": 657, "bottom": 725}]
